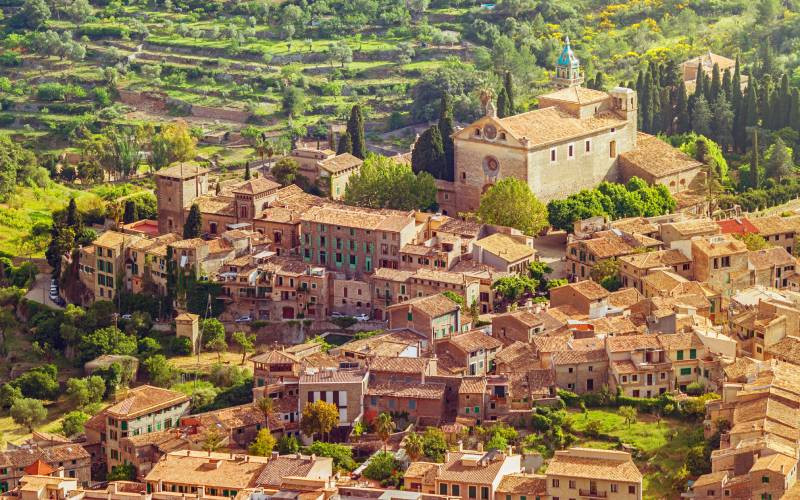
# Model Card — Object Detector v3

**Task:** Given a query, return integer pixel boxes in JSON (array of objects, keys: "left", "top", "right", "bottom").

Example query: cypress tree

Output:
[
  {"left": 780, "top": 73, "right": 791, "bottom": 128},
  {"left": 750, "top": 129, "right": 760, "bottom": 189},
  {"left": 710, "top": 63, "right": 722, "bottom": 102},
  {"left": 703, "top": 73, "right": 713, "bottom": 103},
  {"left": 503, "top": 71, "right": 515, "bottom": 113},
  {"left": 692, "top": 95, "right": 713, "bottom": 137},
  {"left": 641, "top": 71, "right": 653, "bottom": 133},
  {"left": 66, "top": 197, "right": 81, "bottom": 228},
  {"left": 244, "top": 161, "right": 251, "bottom": 180},
  {"left": 438, "top": 93, "right": 455, "bottom": 182},
  {"left": 731, "top": 56, "right": 743, "bottom": 110},
  {"left": 676, "top": 81, "right": 690, "bottom": 134},
  {"left": 694, "top": 66, "right": 704, "bottom": 98},
  {"left": 759, "top": 75, "right": 772, "bottom": 126},
  {"left": 183, "top": 203, "right": 202, "bottom": 239},
  {"left": 337, "top": 131, "right": 353, "bottom": 155},
  {"left": 347, "top": 104, "right": 366, "bottom": 159},
  {"left": 721, "top": 69, "right": 732, "bottom": 101},
  {"left": 594, "top": 71, "right": 605, "bottom": 90},
  {"left": 411, "top": 125, "right": 445, "bottom": 179},
  {"left": 123, "top": 200, "right": 138, "bottom": 224},
  {"left": 789, "top": 88, "right": 800, "bottom": 131},
  {"left": 659, "top": 88, "right": 672, "bottom": 134},
  {"left": 497, "top": 87, "right": 510, "bottom": 119},
  {"left": 712, "top": 94, "right": 734, "bottom": 152}
]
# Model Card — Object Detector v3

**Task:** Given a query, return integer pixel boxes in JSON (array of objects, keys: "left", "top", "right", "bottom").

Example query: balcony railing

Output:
[{"left": 579, "top": 490, "right": 607, "bottom": 498}]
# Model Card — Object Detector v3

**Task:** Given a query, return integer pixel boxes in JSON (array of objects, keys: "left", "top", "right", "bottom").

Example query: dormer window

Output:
[
  {"left": 499, "top": 132, "right": 506, "bottom": 140},
  {"left": 474, "top": 128, "right": 481, "bottom": 137}
]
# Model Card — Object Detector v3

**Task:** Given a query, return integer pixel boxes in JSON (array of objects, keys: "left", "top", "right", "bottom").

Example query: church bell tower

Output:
[{"left": 553, "top": 36, "right": 584, "bottom": 88}]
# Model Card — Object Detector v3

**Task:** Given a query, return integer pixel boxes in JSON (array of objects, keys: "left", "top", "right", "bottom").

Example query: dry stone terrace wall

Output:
[{"left": 118, "top": 89, "right": 252, "bottom": 123}]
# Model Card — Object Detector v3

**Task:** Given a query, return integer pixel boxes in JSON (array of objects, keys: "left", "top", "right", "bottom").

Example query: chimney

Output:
[
  {"left": 457, "top": 440, "right": 463, "bottom": 452},
  {"left": 506, "top": 445, "right": 514, "bottom": 456},
  {"left": 476, "top": 442, "right": 483, "bottom": 452},
  {"left": 271, "top": 451, "right": 279, "bottom": 459}
]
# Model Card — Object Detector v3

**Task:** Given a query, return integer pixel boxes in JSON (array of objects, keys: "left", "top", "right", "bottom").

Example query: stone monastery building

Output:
[{"left": 439, "top": 38, "right": 703, "bottom": 216}]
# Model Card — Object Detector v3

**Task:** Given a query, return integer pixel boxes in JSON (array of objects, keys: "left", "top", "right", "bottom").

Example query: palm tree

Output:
[
  {"left": 403, "top": 431, "right": 424, "bottom": 461},
  {"left": 201, "top": 427, "right": 224, "bottom": 453},
  {"left": 256, "top": 397, "right": 274, "bottom": 429},
  {"left": 375, "top": 412, "right": 395, "bottom": 452}
]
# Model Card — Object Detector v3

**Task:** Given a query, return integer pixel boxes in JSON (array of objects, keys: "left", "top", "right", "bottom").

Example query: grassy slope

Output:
[
  {"left": 0, "top": 183, "right": 102, "bottom": 256},
  {"left": 570, "top": 408, "right": 701, "bottom": 500}
]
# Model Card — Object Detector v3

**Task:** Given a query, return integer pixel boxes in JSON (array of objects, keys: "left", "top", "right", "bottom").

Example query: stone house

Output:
[
  {"left": 364, "top": 383, "right": 446, "bottom": 425},
  {"left": 566, "top": 229, "right": 661, "bottom": 282},
  {"left": 491, "top": 310, "right": 544, "bottom": 345},
  {"left": 606, "top": 335, "right": 671, "bottom": 398},
  {"left": 435, "top": 330, "right": 503, "bottom": 376},
  {"left": 618, "top": 133, "right": 703, "bottom": 195},
  {"left": 691, "top": 234, "right": 749, "bottom": 297},
  {"left": 471, "top": 233, "right": 536, "bottom": 274},
  {"left": 0, "top": 445, "right": 91, "bottom": 492},
  {"left": 551, "top": 337, "right": 609, "bottom": 394},
  {"left": 618, "top": 248, "right": 692, "bottom": 293},
  {"left": 154, "top": 164, "right": 209, "bottom": 235},
  {"left": 549, "top": 280, "right": 610, "bottom": 317},
  {"left": 431, "top": 447, "right": 523, "bottom": 500},
  {"left": 297, "top": 369, "right": 368, "bottom": 441},
  {"left": 750, "top": 215, "right": 797, "bottom": 255},
  {"left": 386, "top": 294, "right": 464, "bottom": 343},
  {"left": 657, "top": 332, "right": 713, "bottom": 392},
  {"left": 316, "top": 153, "right": 363, "bottom": 200},
  {"left": 747, "top": 247, "right": 797, "bottom": 290},
  {"left": 99, "top": 385, "right": 191, "bottom": 471},
  {"left": 545, "top": 448, "right": 643, "bottom": 500}
]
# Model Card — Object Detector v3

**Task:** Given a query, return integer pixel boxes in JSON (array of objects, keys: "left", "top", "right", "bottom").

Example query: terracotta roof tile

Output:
[
  {"left": 546, "top": 449, "right": 642, "bottom": 482},
  {"left": 499, "top": 108, "right": 627, "bottom": 148},
  {"left": 105, "top": 385, "right": 189, "bottom": 419},
  {"left": 619, "top": 133, "right": 702, "bottom": 177},
  {"left": 538, "top": 86, "right": 609, "bottom": 104},
  {"left": 458, "top": 377, "right": 487, "bottom": 394},
  {"left": 366, "top": 382, "right": 445, "bottom": 400},
  {"left": 446, "top": 330, "right": 503, "bottom": 354},
  {"left": 750, "top": 215, "right": 797, "bottom": 236},
  {"left": 606, "top": 334, "right": 661, "bottom": 353},
  {"left": 369, "top": 356, "right": 431, "bottom": 374},
  {"left": 387, "top": 294, "right": 460, "bottom": 318},
  {"left": 317, "top": 153, "right": 363, "bottom": 174},
  {"left": 474, "top": 233, "right": 535, "bottom": 263}
]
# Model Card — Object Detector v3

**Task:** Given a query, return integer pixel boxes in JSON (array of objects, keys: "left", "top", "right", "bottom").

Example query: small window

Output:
[
  {"left": 568, "top": 144, "right": 574, "bottom": 159},
  {"left": 585, "top": 139, "right": 591, "bottom": 152},
  {"left": 550, "top": 148, "right": 557, "bottom": 162},
  {"left": 628, "top": 485, "right": 636, "bottom": 494}
]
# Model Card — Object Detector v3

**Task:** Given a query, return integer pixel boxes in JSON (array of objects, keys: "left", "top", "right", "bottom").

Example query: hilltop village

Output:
[{"left": 4, "top": 35, "right": 800, "bottom": 500}]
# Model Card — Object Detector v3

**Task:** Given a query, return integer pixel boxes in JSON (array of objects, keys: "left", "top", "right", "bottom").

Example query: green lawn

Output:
[{"left": 570, "top": 408, "right": 704, "bottom": 500}]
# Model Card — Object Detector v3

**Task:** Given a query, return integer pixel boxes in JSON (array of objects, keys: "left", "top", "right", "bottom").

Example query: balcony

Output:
[{"left": 579, "top": 490, "right": 607, "bottom": 498}]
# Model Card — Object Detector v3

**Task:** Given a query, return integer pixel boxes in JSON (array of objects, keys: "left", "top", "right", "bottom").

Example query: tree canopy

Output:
[
  {"left": 343, "top": 154, "right": 436, "bottom": 211},
  {"left": 476, "top": 178, "right": 548, "bottom": 235}
]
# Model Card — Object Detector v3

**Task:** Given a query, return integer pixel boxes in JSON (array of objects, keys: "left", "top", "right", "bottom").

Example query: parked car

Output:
[
  {"left": 330, "top": 312, "right": 345, "bottom": 318},
  {"left": 354, "top": 313, "right": 369, "bottom": 322},
  {"left": 235, "top": 315, "right": 252, "bottom": 323},
  {"left": 121, "top": 314, "right": 132, "bottom": 320},
  {"left": 53, "top": 297, "right": 66, "bottom": 307}
]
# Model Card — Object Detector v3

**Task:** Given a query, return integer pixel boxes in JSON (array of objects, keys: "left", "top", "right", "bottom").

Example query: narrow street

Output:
[{"left": 24, "top": 273, "right": 64, "bottom": 310}]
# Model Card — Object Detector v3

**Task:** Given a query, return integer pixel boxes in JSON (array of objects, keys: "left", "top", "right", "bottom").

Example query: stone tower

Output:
[
  {"left": 553, "top": 37, "right": 584, "bottom": 88},
  {"left": 155, "top": 164, "right": 209, "bottom": 235}
]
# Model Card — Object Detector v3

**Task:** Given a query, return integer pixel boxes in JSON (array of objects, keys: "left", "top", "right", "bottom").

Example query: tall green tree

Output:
[
  {"left": 750, "top": 129, "right": 761, "bottom": 189},
  {"left": 411, "top": 125, "right": 445, "bottom": 180},
  {"left": 438, "top": 93, "right": 455, "bottom": 182},
  {"left": 336, "top": 132, "right": 353, "bottom": 155},
  {"left": 347, "top": 104, "right": 366, "bottom": 160},
  {"left": 244, "top": 162, "right": 251, "bottom": 180},
  {"left": 477, "top": 178, "right": 549, "bottom": 236},
  {"left": 692, "top": 95, "right": 713, "bottom": 137},
  {"left": 712, "top": 95, "right": 734, "bottom": 152},
  {"left": 123, "top": 200, "right": 138, "bottom": 224},
  {"left": 183, "top": 203, "right": 202, "bottom": 238},
  {"left": 766, "top": 137, "right": 792, "bottom": 179},
  {"left": 344, "top": 155, "right": 436, "bottom": 211},
  {"left": 496, "top": 87, "right": 510, "bottom": 119},
  {"left": 503, "top": 71, "right": 514, "bottom": 112}
]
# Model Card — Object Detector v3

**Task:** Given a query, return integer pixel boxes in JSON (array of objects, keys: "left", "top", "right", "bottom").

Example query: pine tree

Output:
[
  {"left": 411, "top": 125, "right": 445, "bottom": 179},
  {"left": 438, "top": 93, "right": 455, "bottom": 182},
  {"left": 767, "top": 136, "right": 792, "bottom": 179},
  {"left": 496, "top": 87, "right": 510, "bottom": 119},
  {"left": 244, "top": 161, "right": 251, "bottom": 180},
  {"left": 347, "top": 104, "right": 366, "bottom": 159},
  {"left": 503, "top": 71, "right": 514, "bottom": 113},
  {"left": 183, "top": 203, "right": 202, "bottom": 239},
  {"left": 337, "top": 131, "right": 353, "bottom": 155}
]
